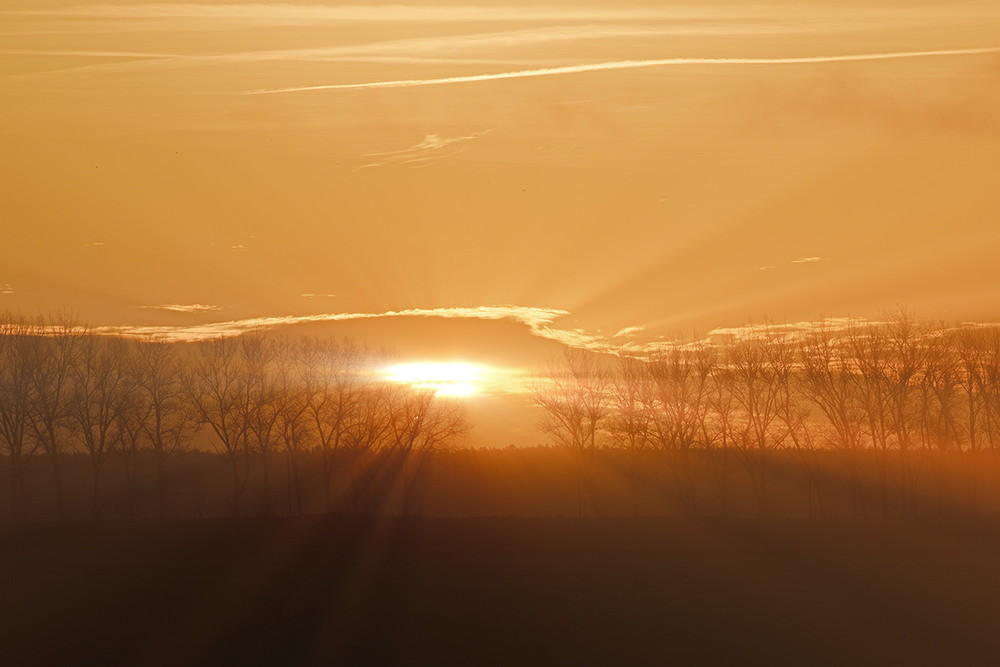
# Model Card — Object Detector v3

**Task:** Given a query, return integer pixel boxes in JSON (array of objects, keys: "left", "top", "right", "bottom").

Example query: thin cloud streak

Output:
[
  {"left": 614, "top": 326, "right": 645, "bottom": 338},
  {"left": 10, "top": 4, "right": 1000, "bottom": 24},
  {"left": 0, "top": 4, "right": 834, "bottom": 22},
  {"left": 136, "top": 304, "right": 222, "bottom": 313},
  {"left": 358, "top": 131, "right": 491, "bottom": 170},
  {"left": 1, "top": 23, "right": 804, "bottom": 77},
  {"left": 247, "top": 47, "right": 1000, "bottom": 95}
]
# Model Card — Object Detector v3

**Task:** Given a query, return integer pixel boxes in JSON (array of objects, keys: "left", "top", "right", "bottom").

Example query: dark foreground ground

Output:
[{"left": 3, "top": 516, "right": 1000, "bottom": 666}]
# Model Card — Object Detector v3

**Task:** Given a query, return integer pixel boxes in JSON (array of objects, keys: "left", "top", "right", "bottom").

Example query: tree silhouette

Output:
[
  {"left": 25, "top": 314, "right": 81, "bottom": 519},
  {"left": 184, "top": 336, "right": 254, "bottom": 517},
  {"left": 66, "top": 334, "right": 131, "bottom": 519},
  {"left": 532, "top": 348, "right": 610, "bottom": 516},
  {"left": 133, "top": 336, "right": 197, "bottom": 518},
  {"left": 0, "top": 316, "right": 36, "bottom": 519}
]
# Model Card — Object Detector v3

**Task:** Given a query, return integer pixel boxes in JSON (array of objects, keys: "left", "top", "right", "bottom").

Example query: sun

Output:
[{"left": 386, "top": 362, "right": 482, "bottom": 397}]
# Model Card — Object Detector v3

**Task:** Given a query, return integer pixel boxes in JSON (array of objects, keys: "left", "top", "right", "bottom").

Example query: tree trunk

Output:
[
  {"left": 230, "top": 454, "right": 242, "bottom": 518},
  {"left": 156, "top": 453, "right": 166, "bottom": 518},
  {"left": 9, "top": 454, "right": 24, "bottom": 521},
  {"left": 48, "top": 448, "right": 65, "bottom": 520},
  {"left": 321, "top": 445, "right": 333, "bottom": 513},
  {"left": 92, "top": 463, "right": 103, "bottom": 520},
  {"left": 261, "top": 451, "right": 270, "bottom": 517}
]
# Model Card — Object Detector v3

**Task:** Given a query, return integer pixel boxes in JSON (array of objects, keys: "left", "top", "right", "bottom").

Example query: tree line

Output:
[
  {"left": 0, "top": 314, "right": 468, "bottom": 520},
  {"left": 6, "top": 309, "right": 1000, "bottom": 520},
  {"left": 533, "top": 311, "right": 1000, "bottom": 516}
]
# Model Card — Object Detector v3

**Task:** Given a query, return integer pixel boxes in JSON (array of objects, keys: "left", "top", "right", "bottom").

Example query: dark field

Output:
[{"left": 3, "top": 517, "right": 1000, "bottom": 666}]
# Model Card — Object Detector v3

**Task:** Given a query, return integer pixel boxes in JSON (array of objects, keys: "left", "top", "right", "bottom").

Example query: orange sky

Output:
[{"left": 3, "top": 1, "right": 1000, "bottom": 379}]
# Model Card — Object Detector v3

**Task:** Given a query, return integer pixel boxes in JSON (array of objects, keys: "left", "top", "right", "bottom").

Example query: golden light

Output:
[{"left": 386, "top": 362, "right": 482, "bottom": 397}]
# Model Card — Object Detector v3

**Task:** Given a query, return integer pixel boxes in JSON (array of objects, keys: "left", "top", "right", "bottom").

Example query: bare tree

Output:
[
  {"left": 273, "top": 343, "right": 313, "bottom": 516},
  {"left": 184, "top": 336, "right": 254, "bottom": 517},
  {"left": 882, "top": 310, "right": 930, "bottom": 514},
  {"left": 133, "top": 336, "right": 197, "bottom": 518},
  {"left": 920, "top": 326, "right": 964, "bottom": 512},
  {"left": 66, "top": 335, "right": 132, "bottom": 519},
  {"left": 385, "top": 384, "right": 469, "bottom": 516},
  {"left": 953, "top": 326, "right": 992, "bottom": 452},
  {"left": 0, "top": 315, "right": 36, "bottom": 519},
  {"left": 608, "top": 356, "right": 652, "bottom": 515},
  {"left": 115, "top": 376, "right": 150, "bottom": 520},
  {"left": 25, "top": 314, "right": 82, "bottom": 519},
  {"left": 240, "top": 332, "right": 280, "bottom": 516},
  {"left": 800, "top": 323, "right": 867, "bottom": 514},
  {"left": 705, "top": 345, "right": 736, "bottom": 516},
  {"left": 645, "top": 344, "right": 713, "bottom": 515},
  {"left": 532, "top": 348, "right": 610, "bottom": 516},
  {"left": 345, "top": 379, "right": 394, "bottom": 515},
  {"left": 846, "top": 320, "right": 897, "bottom": 514},
  {"left": 300, "top": 338, "right": 368, "bottom": 513},
  {"left": 716, "top": 325, "right": 792, "bottom": 516}
]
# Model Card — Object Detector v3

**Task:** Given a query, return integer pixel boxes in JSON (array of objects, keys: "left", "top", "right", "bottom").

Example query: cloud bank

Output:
[{"left": 101, "top": 305, "right": 576, "bottom": 343}]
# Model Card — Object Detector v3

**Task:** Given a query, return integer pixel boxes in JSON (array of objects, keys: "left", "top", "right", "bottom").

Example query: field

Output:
[{"left": 4, "top": 516, "right": 1000, "bottom": 665}]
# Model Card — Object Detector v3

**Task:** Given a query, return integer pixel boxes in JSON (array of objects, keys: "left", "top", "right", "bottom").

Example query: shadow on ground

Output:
[{"left": 2, "top": 516, "right": 999, "bottom": 665}]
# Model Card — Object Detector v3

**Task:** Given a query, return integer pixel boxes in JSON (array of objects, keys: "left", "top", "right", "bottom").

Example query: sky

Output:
[{"left": 3, "top": 1, "right": 1000, "bottom": 424}]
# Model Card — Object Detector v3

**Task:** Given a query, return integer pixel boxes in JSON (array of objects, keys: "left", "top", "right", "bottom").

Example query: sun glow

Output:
[{"left": 386, "top": 362, "right": 482, "bottom": 396}]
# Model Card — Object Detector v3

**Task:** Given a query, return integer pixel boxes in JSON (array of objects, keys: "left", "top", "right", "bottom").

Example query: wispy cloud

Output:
[
  {"left": 705, "top": 317, "right": 872, "bottom": 343},
  {"left": 760, "top": 256, "right": 827, "bottom": 270},
  {"left": 136, "top": 303, "right": 222, "bottom": 313},
  {"left": 1, "top": 284, "right": 13, "bottom": 295},
  {"left": 614, "top": 325, "right": 645, "bottom": 338},
  {"left": 100, "top": 305, "right": 575, "bottom": 343},
  {"left": 358, "top": 131, "right": 490, "bottom": 169},
  {"left": 300, "top": 293, "right": 337, "bottom": 299},
  {"left": 0, "top": 5, "right": 814, "bottom": 22},
  {"left": 10, "top": 4, "right": 1000, "bottom": 25},
  {"left": 99, "top": 303, "right": 644, "bottom": 356},
  {"left": 5, "top": 24, "right": 791, "bottom": 77},
  {"left": 247, "top": 47, "right": 1000, "bottom": 95},
  {"left": 80, "top": 305, "right": 980, "bottom": 361}
]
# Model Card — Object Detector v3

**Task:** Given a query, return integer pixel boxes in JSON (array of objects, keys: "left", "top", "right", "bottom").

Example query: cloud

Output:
[
  {"left": 98, "top": 304, "right": 627, "bottom": 356},
  {"left": 614, "top": 326, "right": 645, "bottom": 338},
  {"left": 100, "top": 305, "right": 575, "bottom": 343},
  {"left": 705, "top": 317, "right": 873, "bottom": 343},
  {"left": 300, "top": 293, "right": 337, "bottom": 299},
  {"left": 76, "top": 305, "right": 991, "bottom": 363},
  {"left": 246, "top": 47, "right": 1000, "bottom": 95},
  {"left": 0, "top": 5, "right": 811, "bottom": 22},
  {"left": 231, "top": 244, "right": 248, "bottom": 252},
  {"left": 10, "top": 4, "right": 1000, "bottom": 26},
  {"left": 791, "top": 256, "right": 826, "bottom": 264},
  {"left": 136, "top": 304, "right": 222, "bottom": 313},
  {"left": 358, "top": 131, "right": 490, "bottom": 169},
  {"left": 1, "top": 284, "right": 13, "bottom": 295}
]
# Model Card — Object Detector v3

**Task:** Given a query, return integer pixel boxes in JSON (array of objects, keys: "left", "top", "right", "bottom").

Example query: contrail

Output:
[{"left": 246, "top": 46, "right": 1000, "bottom": 94}]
